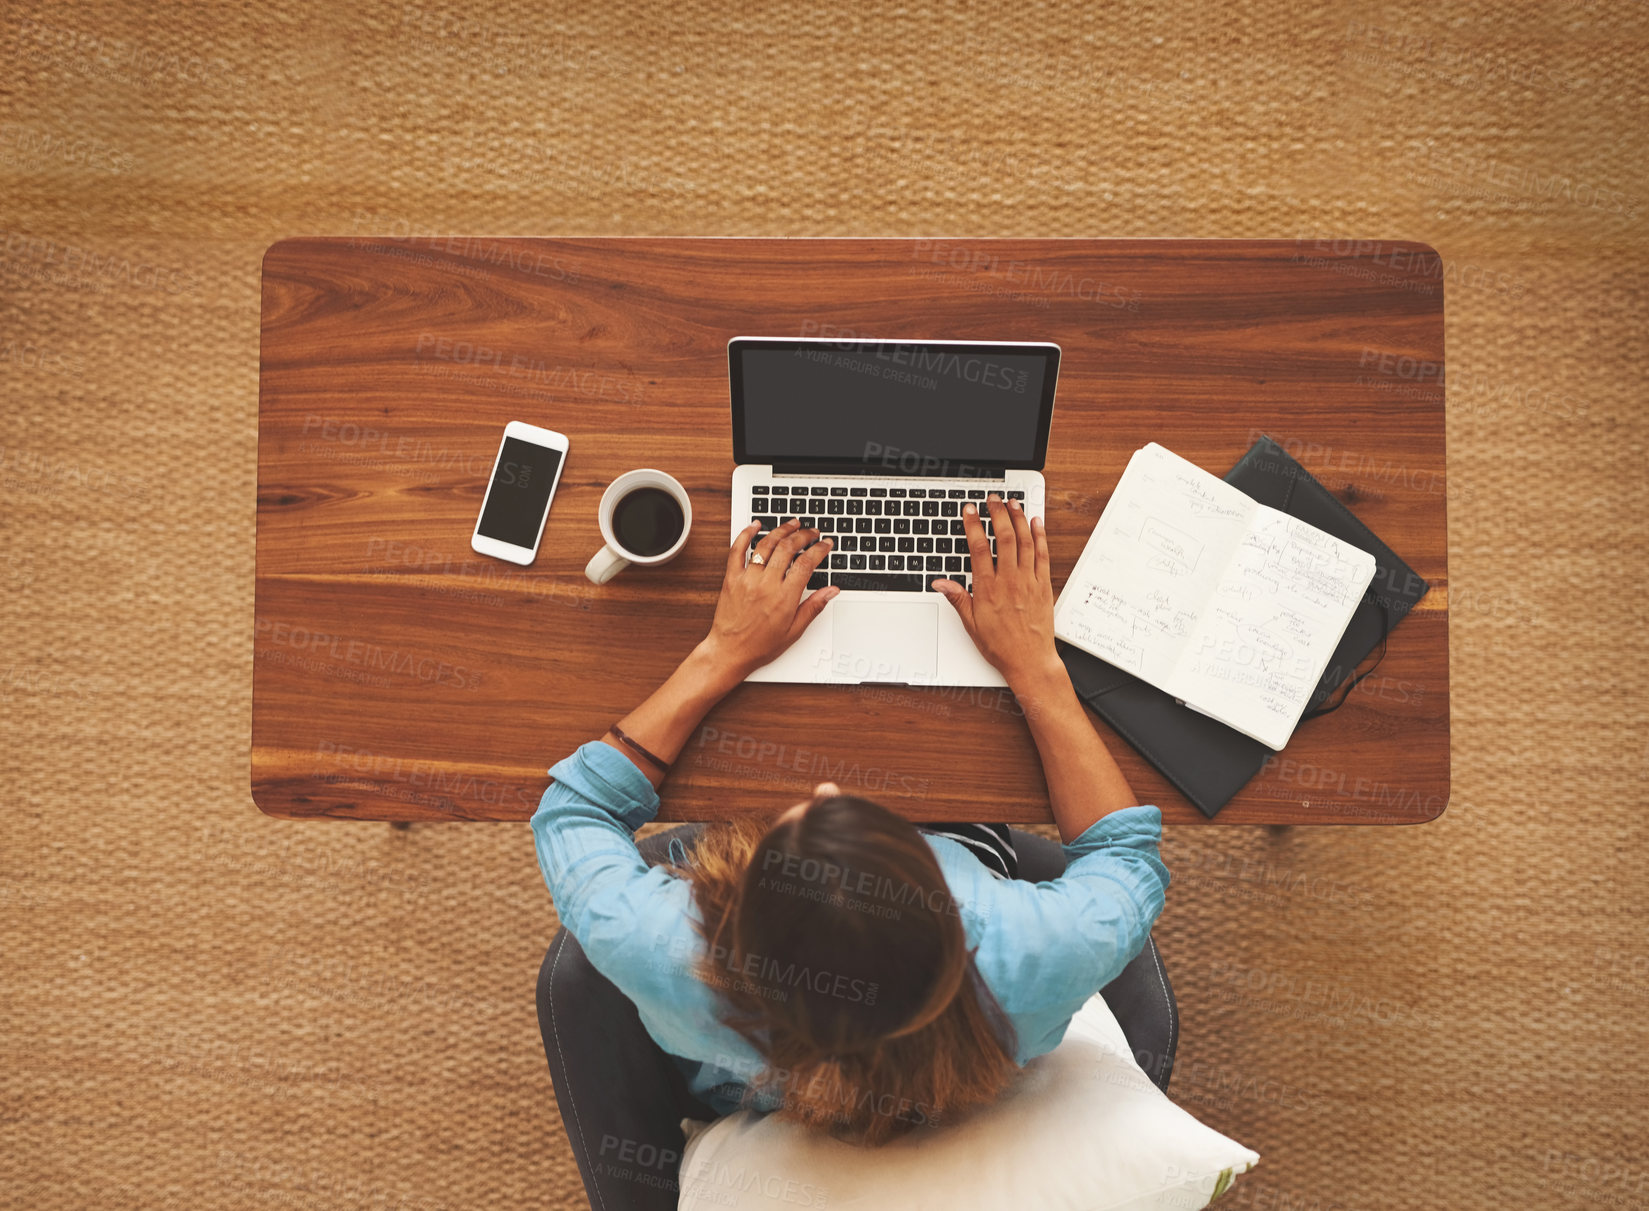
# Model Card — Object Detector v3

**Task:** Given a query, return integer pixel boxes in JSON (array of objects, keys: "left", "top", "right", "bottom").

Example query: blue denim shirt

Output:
[{"left": 532, "top": 740, "right": 1169, "bottom": 1116}]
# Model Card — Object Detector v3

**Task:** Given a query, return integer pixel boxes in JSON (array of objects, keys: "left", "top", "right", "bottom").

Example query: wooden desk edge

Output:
[{"left": 247, "top": 760, "right": 1452, "bottom": 827}]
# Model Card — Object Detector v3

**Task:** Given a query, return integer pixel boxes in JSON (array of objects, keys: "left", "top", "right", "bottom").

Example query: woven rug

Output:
[{"left": 2, "top": 1, "right": 1645, "bottom": 1208}]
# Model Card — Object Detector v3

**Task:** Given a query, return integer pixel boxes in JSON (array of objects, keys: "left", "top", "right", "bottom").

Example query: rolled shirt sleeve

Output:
[
  {"left": 539, "top": 738, "right": 660, "bottom": 833},
  {"left": 1058, "top": 804, "right": 1171, "bottom": 928}
]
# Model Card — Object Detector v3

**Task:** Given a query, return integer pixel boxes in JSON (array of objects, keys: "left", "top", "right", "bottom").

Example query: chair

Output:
[{"left": 536, "top": 825, "right": 1177, "bottom": 1211}]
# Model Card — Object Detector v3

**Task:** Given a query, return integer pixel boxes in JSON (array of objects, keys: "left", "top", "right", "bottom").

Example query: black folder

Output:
[{"left": 1055, "top": 436, "right": 1431, "bottom": 818}]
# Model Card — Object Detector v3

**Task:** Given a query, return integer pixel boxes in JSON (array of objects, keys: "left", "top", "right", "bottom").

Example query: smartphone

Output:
[{"left": 470, "top": 422, "right": 569, "bottom": 565}]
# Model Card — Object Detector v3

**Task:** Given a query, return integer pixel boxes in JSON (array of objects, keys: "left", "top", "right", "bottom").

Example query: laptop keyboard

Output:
[{"left": 747, "top": 482, "right": 1026, "bottom": 593}]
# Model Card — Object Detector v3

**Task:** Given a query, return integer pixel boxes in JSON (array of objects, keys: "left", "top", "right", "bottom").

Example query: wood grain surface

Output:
[{"left": 254, "top": 237, "right": 1449, "bottom": 824}]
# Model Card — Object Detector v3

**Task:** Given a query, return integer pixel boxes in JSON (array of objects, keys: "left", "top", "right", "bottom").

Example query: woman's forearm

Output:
[
  {"left": 598, "top": 639, "right": 749, "bottom": 790},
  {"left": 1007, "top": 660, "right": 1140, "bottom": 843}
]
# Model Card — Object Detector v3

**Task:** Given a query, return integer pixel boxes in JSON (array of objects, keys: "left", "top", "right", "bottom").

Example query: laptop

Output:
[{"left": 728, "top": 335, "right": 1061, "bottom": 686}]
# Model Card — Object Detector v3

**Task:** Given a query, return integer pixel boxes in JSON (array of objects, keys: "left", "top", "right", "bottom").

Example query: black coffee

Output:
[{"left": 612, "top": 487, "right": 685, "bottom": 556}]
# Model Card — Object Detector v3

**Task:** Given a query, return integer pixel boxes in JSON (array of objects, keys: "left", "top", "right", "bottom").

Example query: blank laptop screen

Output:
[{"left": 732, "top": 339, "right": 1058, "bottom": 473}]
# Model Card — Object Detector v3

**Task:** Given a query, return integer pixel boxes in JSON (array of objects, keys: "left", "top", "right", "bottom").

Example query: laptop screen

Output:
[{"left": 730, "top": 338, "right": 1059, "bottom": 474}]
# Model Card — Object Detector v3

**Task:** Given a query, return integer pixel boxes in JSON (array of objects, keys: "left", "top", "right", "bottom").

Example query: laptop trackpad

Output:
[{"left": 831, "top": 600, "right": 939, "bottom": 684}]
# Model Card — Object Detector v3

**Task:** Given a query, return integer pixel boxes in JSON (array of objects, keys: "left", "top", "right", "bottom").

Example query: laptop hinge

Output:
[{"left": 767, "top": 461, "right": 1008, "bottom": 478}]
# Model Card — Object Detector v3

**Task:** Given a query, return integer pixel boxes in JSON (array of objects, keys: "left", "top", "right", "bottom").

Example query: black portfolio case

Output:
[{"left": 1055, "top": 436, "right": 1431, "bottom": 817}]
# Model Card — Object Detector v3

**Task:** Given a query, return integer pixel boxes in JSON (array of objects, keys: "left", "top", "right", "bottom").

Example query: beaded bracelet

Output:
[{"left": 610, "top": 724, "right": 671, "bottom": 774}]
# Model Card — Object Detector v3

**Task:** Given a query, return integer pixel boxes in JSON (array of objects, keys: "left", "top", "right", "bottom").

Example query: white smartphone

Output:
[{"left": 470, "top": 421, "right": 570, "bottom": 565}]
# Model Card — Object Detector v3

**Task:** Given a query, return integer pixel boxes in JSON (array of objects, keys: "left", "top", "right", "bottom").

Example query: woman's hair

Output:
[{"left": 669, "top": 793, "right": 1020, "bottom": 1146}]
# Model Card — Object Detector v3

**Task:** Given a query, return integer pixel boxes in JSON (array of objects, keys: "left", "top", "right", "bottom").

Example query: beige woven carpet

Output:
[{"left": 3, "top": 1, "right": 1646, "bottom": 1208}]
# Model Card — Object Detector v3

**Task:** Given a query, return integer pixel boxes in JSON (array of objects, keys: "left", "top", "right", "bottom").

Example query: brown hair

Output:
[{"left": 669, "top": 793, "right": 1019, "bottom": 1146}]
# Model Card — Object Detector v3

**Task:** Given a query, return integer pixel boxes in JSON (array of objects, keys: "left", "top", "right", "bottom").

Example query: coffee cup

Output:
[{"left": 585, "top": 469, "right": 693, "bottom": 585}]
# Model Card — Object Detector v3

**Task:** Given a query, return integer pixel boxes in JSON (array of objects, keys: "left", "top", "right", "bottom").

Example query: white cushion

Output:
[{"left": 678, "top": 992, "right": 1257, "bottom": 1211}]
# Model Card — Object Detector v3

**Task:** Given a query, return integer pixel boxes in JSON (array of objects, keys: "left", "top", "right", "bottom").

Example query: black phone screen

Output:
[{"left": 477, "top": 436, "right": 562, "bottom": 549}]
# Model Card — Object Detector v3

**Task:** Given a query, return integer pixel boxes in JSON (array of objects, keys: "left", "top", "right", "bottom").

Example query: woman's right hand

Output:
[{"left": 930, "top": 494, "right": 1063, "bottom": 687}]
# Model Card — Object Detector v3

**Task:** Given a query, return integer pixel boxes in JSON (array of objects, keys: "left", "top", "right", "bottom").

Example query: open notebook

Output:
[{"left": 1053, "top": 443, "right": 1377, "bottom": 750}]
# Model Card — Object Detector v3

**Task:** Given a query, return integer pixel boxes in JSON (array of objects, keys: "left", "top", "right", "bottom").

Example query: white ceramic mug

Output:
[{"left": 584, "top": 468, "right": 693, "bottom": 585}]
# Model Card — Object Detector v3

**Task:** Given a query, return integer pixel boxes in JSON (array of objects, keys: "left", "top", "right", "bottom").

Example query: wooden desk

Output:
[{"left": 254, "top": 237, "right": 1448, "bottom": 825}]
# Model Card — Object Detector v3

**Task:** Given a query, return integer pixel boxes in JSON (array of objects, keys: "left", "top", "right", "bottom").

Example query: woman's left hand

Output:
[{"left": 701, "top": 520, "right": 839, "bottom": 678}]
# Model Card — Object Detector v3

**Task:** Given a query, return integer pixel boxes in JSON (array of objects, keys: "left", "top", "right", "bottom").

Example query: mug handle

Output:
[{"left": 585, "top": 544, "right": 630, "bottom": 585}]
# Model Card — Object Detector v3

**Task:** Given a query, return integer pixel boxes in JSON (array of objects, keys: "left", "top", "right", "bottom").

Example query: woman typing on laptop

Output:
[{"left": 532, "top": 495, "right": 1168, "bottom": 1143}]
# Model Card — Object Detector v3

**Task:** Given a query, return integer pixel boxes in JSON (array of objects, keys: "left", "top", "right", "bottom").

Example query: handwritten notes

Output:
[{"left": 1054, "top": 444, "right": 1376, "bottom": 750}]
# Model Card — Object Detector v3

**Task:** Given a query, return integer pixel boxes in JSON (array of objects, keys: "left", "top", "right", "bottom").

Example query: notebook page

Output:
[
  {"left": 1053, "top": 444, "right": 1257, "bottom": 685},
  {"left": 1170, "top": 508, "right": 1377, "bottom": 749}
]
